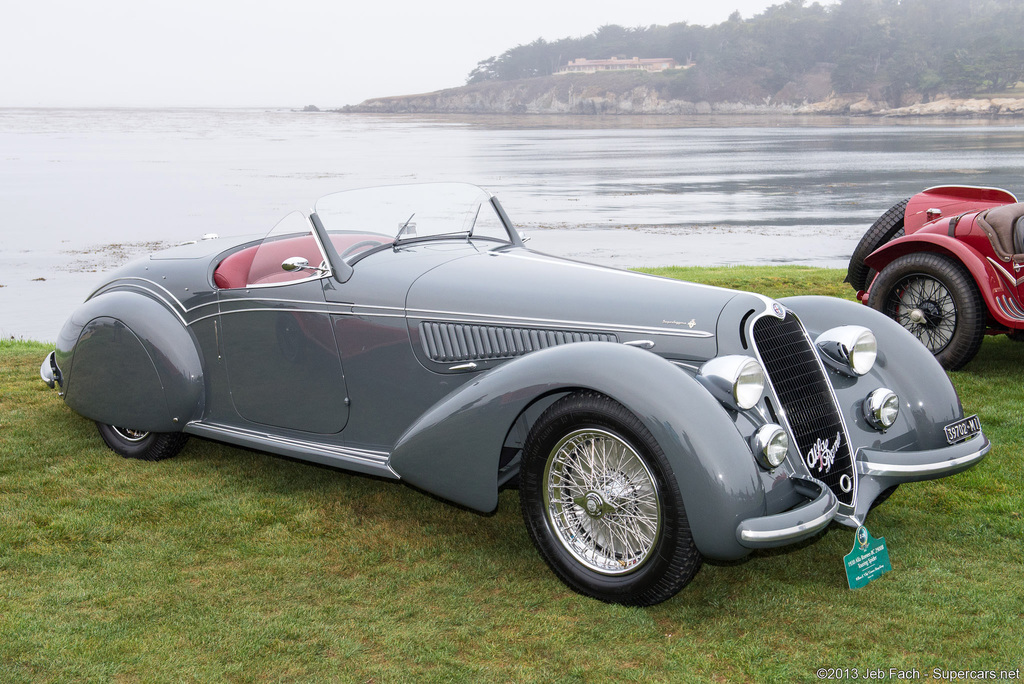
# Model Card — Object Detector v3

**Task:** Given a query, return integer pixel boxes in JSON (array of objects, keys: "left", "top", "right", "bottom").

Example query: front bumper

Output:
[
  {"left": 40, "top": 351, "right": 62, "bottom": 389},
  {"left": 856, "top": 434, "right": 990, "bottom": 481},
  {"left": 735, "top": 433, "right": 990, "bottom": 549},
  {"left": 736, "top": 476, "right": 838, "bottom": 548}
]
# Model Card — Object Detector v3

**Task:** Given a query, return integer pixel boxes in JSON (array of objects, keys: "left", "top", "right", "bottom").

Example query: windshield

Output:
[{"left": 314, "top": 182, "right": 512, "bottom": 245}]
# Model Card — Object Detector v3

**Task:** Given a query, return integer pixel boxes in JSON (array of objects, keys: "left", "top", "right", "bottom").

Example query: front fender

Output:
[
  {"left": 864, "top": 232, "right": 987, "bottom": 277},
  {"left": 56, "top": 290, "right": 205, "bottom": 432},
  {"left": 389, "top": 342, "right": 766, "bottom": 561}
]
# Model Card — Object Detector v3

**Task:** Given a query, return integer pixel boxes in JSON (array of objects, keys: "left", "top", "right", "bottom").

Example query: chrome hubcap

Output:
[
  {"left": 543, "top": 428, "right": 661, "bottom": 575},
  {"left": 112, "top": 426, "right": 150, "bottom": 443}
]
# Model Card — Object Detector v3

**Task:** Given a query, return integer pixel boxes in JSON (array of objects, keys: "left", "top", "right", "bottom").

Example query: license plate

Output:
[{"left": 944, "top": 414, "right": 981, "bottom": 444}]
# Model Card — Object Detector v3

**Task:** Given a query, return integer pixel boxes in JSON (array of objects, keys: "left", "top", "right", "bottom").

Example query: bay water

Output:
[{"left": 2, "top": 108, "right": 1023, "bottom": 341}]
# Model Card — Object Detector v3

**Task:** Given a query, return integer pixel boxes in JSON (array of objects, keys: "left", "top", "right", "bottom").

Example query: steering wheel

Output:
[{"left": 339, "top": 240, "right": 385, "bottom": 259}]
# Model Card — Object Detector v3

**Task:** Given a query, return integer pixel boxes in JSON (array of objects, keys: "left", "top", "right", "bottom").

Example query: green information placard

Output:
[{"left": 844, "top": 526, "right": 892, "bottom": 589}]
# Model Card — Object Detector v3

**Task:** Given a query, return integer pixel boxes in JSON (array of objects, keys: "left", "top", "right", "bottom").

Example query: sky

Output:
[{"left": 1, "top": 0, "right": 834, "bottom": 108}]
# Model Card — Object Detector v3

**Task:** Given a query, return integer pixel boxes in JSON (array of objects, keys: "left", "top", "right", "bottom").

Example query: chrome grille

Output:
[
  {"left": 752, "top": 313, "right": 855, "bottom": 506},
  {"left": 419, "top": 322, "right": 616, "bottom": 363}
]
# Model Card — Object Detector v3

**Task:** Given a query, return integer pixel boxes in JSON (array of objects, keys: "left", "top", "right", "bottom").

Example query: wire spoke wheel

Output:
[
  {"left": 519, "top": 391, "right": 701, "bottom": 606},
  {"left": 868, "top": 252, "right": 985, "bottom": 370},
  {"left": 887, "top": 274, "right": 957, "bottom": 353},
  {"left": 543, "top": 428, "right": 661, "bottom": 575}
]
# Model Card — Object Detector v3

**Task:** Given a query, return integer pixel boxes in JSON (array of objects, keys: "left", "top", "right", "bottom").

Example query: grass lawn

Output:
[{"left": 2, "top": 266, "right": 1021, "bottom": 682}]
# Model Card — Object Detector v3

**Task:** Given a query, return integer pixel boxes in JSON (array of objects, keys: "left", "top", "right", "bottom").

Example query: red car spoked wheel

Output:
[{"left": 868, "top": 252, "right": 985, "bottom": 370}]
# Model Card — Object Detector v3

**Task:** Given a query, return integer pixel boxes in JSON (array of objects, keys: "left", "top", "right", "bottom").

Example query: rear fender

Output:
[
  {"left": 57, "top": 291, "right": 204, "bottom": 432},
  {"left": 388, "top": 342, "right": 766, "bottom": 561},
  {"left": 863, "top": 233, "right": 1014, "bottom": 328},
  {"left": 906, "top": 186, "right": 1017, "bottom": 232}
]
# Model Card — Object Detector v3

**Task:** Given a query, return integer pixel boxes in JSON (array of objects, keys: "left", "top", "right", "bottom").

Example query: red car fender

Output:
[
  {"left": 905, "top": 185, "right": 1018, "bottom": 232},
  {"left": 863, "top": 231, "right": 1021, "bottom": 329}
]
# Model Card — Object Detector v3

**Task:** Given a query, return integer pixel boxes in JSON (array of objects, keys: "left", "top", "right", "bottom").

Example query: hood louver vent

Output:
[{"left": 419, "top": 322, "right": 617, "bottom": 363}]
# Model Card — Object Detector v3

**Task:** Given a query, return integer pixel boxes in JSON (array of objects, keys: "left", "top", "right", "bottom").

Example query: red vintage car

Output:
[{"left": 847, "top": 185, "right": 1024, "bottom": 370}]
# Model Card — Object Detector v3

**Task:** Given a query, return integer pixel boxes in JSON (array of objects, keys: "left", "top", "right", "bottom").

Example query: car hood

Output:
[{"left": 405, "top": 248, "right": 757, "bottom": 360}]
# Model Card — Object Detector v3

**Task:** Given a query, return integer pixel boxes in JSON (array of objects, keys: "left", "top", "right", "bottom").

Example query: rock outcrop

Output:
[{"left": 341, "top": 75, "right": 1024, "bottom": 118}]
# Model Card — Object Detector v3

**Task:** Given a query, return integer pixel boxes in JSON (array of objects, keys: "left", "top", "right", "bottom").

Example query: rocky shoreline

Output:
[{"left": 340, "top": 78, "right": 1024, "bottom": 118}]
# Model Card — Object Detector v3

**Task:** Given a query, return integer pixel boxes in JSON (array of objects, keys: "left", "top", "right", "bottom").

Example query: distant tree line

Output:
[{"left": 466, "top": 0, "right": 1024, "bottom": 106}]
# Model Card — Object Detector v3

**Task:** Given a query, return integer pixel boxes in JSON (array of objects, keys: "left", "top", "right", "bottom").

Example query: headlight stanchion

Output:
[
  {"left": 697, "top": 355, "right": 766, "bottom": 411},
  {"left": 815, "top": 326, "right": 877, "bottom": 376}
]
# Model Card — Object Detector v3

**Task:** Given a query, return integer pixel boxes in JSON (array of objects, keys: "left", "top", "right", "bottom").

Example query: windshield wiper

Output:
[
  {"left": 391, "top": 211, "right": 476, "bottom": 248},
  {"left": 393, "top": 213, "right": 416, "bottom": 242}
]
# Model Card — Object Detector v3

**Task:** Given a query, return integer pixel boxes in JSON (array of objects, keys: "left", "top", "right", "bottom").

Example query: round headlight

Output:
[
  {"left": 751, "top": 424, "right": 789, "bottom": 469},
  {"left": 697, "top": 356, "right": 765, "bottom": 411},
  {"left": 734, "top": 358, "right": 766, "bottom": 410},
  {"left": 849, "top": 330, "right": 878, "bottom": 376},
  {"left": 815, "top": 326, "right": 877, "bottom": 377},
  {"left": 864, "top": 388, "right": 899, "bottom": 430}
]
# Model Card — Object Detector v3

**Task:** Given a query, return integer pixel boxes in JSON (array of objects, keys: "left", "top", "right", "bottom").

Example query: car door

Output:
[{"left": 216, "top": 212, "right": 350, "bottom": 434}]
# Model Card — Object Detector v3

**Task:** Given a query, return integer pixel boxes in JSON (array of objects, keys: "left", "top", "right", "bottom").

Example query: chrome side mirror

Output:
[
  {"left": 282, "top": 257, "right": 330, "bottom": 276},
  {"left": 282, "top": 256, "right": 311, "bottom": 272}
]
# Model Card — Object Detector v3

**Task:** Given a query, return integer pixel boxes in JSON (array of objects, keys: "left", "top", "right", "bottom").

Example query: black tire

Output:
[
  {"left": 96, "top": 422, "right": 189, "bottom": 461},
  {"left": 867, "top": 252, "right": 986, "bottom": 370},
  {"left": 847, "top": 199, "right": 909, "bottom": 293},
  {"left": 519, "top": 391, "right": 702, "bottom": 606}
]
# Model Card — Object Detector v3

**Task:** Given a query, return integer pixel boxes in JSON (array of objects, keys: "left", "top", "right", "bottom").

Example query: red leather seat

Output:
[
  {"left": 213, "top": 245, "right": 258, "bottom": 289},
  {"left": 213, "top": 234, "right": 392, "bottom": 289}
]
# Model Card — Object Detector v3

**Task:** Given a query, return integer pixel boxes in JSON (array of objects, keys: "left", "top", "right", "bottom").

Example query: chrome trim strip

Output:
[
  {"left": 219, "top": 298, "right": 331, "bottom": 309},
  {"left": 99, "top": 278, "right": 715, "bottom": 340},
  {"left": 739, "top": 498, "right": 839, "bottom": 543},
  {"left": 987, "top": 257, "right": 1024, "bottom": 288},
  {"left": 856, "top": 442, "right": 989, "bottom": 477},
  {"left": 190, "top": 307, "right": 346, "bottom": 325},
  {"left": 187, "top": 422, "right": 396, "bottom": 475},
  {"left": 219, "top": 295, "right": 349, "bottom": 308},
  {"left": 232, "top": 272, "right": 330, "bottom": 290},
  {"left": 89, "top": 278, "right": 189, "bottom": 326},
  {"left": 408, "top": 308, "right": 715, "bottom": 339},
  {"left": 999, "top": 294, "right": 1024, "bottom": 320}
]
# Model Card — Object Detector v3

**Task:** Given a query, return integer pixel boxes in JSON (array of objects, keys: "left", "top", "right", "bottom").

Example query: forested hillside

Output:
[{"left": 466, "top": 0, "right": 1024, "bottom": 107}]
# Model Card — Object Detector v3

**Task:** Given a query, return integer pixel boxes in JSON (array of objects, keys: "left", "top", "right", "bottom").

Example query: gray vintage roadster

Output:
[{"left": 41, "top": 183, "right": 989, "bottom": 606}]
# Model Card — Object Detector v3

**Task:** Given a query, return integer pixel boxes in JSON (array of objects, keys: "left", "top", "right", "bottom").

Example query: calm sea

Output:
[{"left": 2, "top": 108, "right": 1023, "bottom": 341}]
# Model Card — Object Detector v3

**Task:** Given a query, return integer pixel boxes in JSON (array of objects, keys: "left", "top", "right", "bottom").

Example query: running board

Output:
[{"left": 185, "top": 422, "right": 398, "bottom": 479}]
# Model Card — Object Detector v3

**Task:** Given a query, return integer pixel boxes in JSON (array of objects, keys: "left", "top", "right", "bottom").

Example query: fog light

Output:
[
  {"left": 864, "top": 388, "right": 899, "bottom": 430},
  {"left": 751, "top": 424, "right": 789, "bottom": 469}
]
